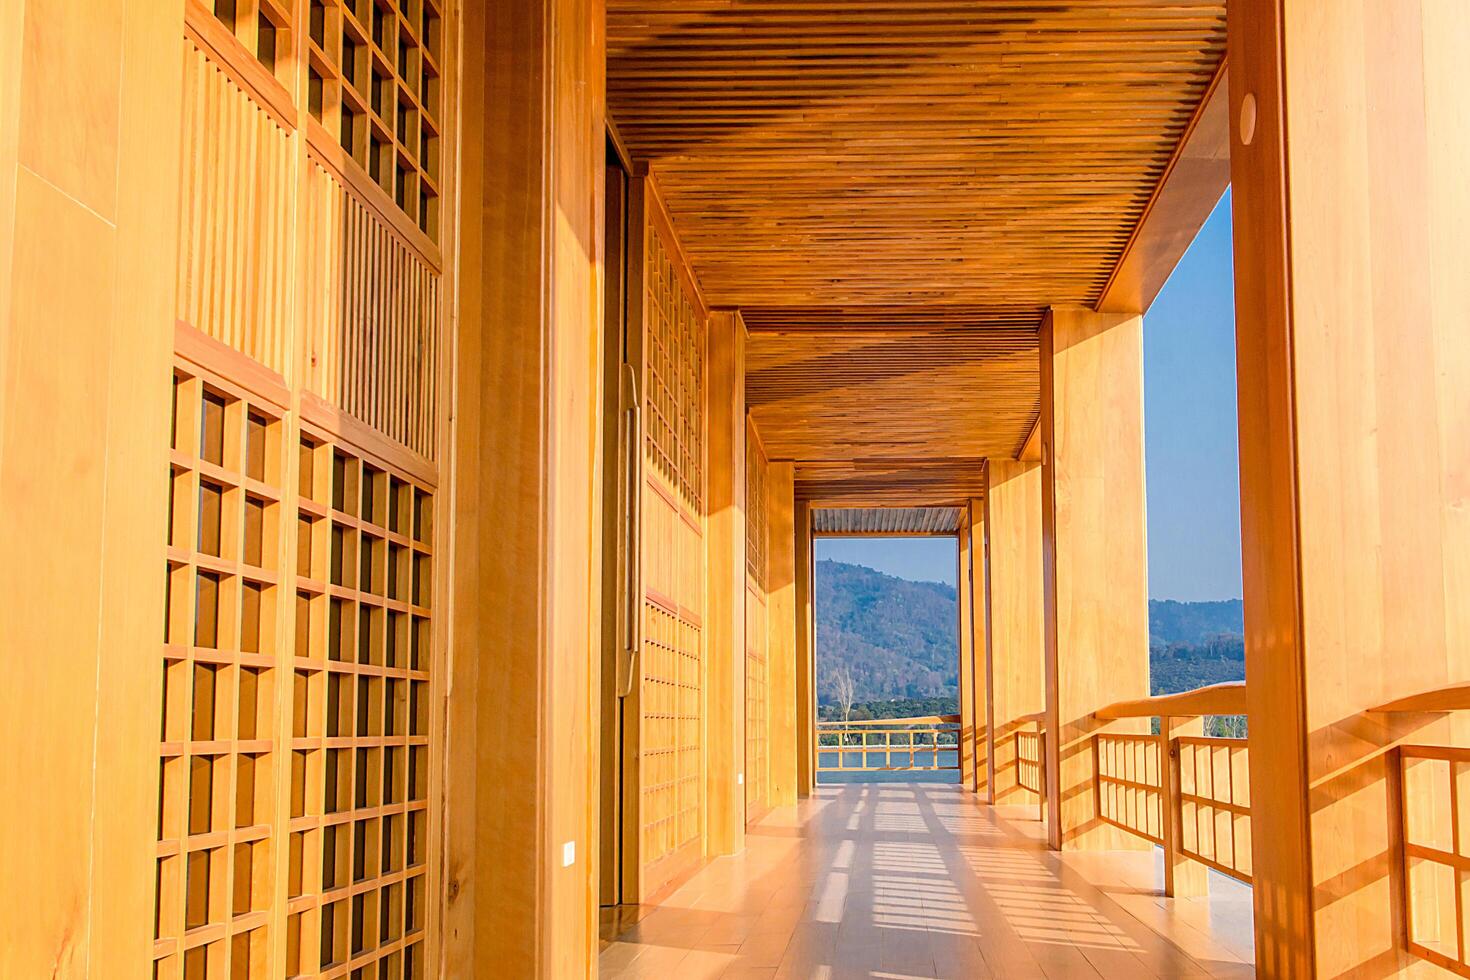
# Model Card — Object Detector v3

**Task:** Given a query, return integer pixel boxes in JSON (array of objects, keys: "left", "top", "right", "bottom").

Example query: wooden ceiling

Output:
[
  {"left": 607, "top": 0, "right": 1227, "bottom": 497},
  {"left": 813, "top": 506, "right": 963, "bottom": 536}
]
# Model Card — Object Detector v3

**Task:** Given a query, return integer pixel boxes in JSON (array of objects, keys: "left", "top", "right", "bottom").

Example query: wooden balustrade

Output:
[
  {"left": 1015, "top": 727, "right": 1046, "bottom": 804},
  {"left": 1376, "top": 689, "right": 1470, "bottom": 976},
  {"left": 1090, "top": 686, "right": 1252, "bottom": 894},
  {"left": 815, "top": 715, "right": 961, "bottom": 774}
]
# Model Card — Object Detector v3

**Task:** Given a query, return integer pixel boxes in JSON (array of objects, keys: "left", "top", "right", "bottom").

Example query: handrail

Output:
[
  {"left": 817, "top": 713, "right": 960, "bottom": 728},
  {"left": 1372, "top": 681, "right": 1470, "bottom": 713},
  {"left": 1094, "top": 682, "right": 1246, "bottom": 720}
]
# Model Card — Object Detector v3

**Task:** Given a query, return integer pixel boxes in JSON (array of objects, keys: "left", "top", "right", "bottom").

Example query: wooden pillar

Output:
[
  {"left": 1040, "top": 306, "right": 1151, "bottom": 851},
  {"left": 767, "top": 463, "right": 799, "bottom": 805},
  {"left": 795, "top": 500, "right": 816, "bottom": 796},
  {"left": 985, "top": 460, "right": 1045, "bottom": 805},
  {"left": 967, "top": 497, "right": 990, "bottom": 800},
  {"left": 706, "top": 311, "right": 746, "bottom": 851},
  {"left": 448, "top": 0, "right": 604, "bottom": 973},
  {"left": 0, "top": 0, "right": 184, "bottom": 974},
  {"left": 1228, "top": 1, "right": 1470, "bottom": 974},
  {"left": 957, "top": 516, "right": 977, "bottom": 791}
]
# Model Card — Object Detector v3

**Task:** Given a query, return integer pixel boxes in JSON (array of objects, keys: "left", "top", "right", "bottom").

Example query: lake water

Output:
[{"left": 816, "top": 748, "right": 962, "bottom": 784}]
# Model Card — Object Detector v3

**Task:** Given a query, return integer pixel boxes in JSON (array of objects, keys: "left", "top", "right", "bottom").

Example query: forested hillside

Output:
[{"left": 814, "top": 560, "right": 1246, "bottom": 716}]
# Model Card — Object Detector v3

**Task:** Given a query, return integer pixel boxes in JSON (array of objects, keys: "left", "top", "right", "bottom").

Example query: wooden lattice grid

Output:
[
  {"left": 303, "top": 0, "right": 445, "bottom": 237},
  {"left": 157, "top": 360, "right": 287, "bottom": 978},
  {"left": 644, "top": 224, "right": 705, "bottom": 515},
  {"left": 289, "top": 424, "right": 435, "bottom": 978},
  {"left": 201, "top": 0, "right": 297, "bottom": 89}
]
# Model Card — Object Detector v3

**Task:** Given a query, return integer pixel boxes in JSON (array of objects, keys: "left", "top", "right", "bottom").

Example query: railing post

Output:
[{"left": 1161, "top": 714, "right": 1208, "bottom": 898}]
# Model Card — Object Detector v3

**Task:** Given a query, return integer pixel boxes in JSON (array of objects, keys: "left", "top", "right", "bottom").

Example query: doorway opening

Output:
[{"left": 812, "top": 534, "right": 963, "bottom": 784}]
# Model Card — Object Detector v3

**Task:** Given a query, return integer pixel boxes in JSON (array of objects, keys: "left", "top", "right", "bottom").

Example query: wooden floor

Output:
[{"left": 599, "top": 784, "right": 1254, "bottom": 979}]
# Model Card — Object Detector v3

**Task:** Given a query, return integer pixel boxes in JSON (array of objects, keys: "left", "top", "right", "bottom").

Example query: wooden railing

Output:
[
  {"left": 1016, "top": 725, "right": 1046, "bottom": 803},
  {"left": 1093, "top": 683, "right": 1252, "bottom": 892},
  {"left": 1374, "top": 685, "right": 1470, "bottom": 976},
  {"left": 816, "top": 715, "right": 961, "bottom": 774}
]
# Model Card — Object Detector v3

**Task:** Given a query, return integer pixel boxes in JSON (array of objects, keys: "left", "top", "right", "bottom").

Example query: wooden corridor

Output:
[{"left": 599, "top": 785, "right": 1254, "bottom": 979}]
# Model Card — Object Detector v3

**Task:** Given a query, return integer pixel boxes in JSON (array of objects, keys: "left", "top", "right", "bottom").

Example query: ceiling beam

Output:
[{"left": 1094, "top": 59, "right": 1231, "bottom": 316}]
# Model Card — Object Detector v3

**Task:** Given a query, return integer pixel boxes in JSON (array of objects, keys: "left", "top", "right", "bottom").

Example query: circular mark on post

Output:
[{"left": 1239, "top": 93, "right": 1258, "bottom": 146}]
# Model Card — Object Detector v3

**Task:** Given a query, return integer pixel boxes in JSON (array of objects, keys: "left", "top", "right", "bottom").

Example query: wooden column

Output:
[
  {"left": 957, "top": 517, "right": 977, "bottom": 790},
  {"left": 985, "top": 461, "right": 1045, "bottom": 805},
  {"left": 0, "top": 0, "right": 183, "bottom": 974},
  {"left": 1040, "top": 306, "right": 1151, "bottom": 851},
  {"left": 1229, "top": 1, "right": 1470, "bottom": 974},
  {"left": 965, "top": 497, "right": 991, "bottom": 801},
  {"left": 448, "top": 0, "right": 605, "bottom": 973},
  {"left": 706, "top": 310, "right": 746, "bottom": 851},
  {"left": 767, "top": 463, "right": 799, "bottom": 806},
  {"left": 795, "top": 500, "right": 816, "bottom": 797}
]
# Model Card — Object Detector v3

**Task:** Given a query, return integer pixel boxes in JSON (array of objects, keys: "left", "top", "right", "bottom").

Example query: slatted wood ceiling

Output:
[
  {"left": 607, "top": 1, "right": 1226, "bottom": 489},
  {"left": 813, "top": 506, "right": 963, "bottom": 536}
]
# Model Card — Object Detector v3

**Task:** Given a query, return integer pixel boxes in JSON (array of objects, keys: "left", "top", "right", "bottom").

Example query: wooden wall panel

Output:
[
  {"left": 984, "top": 461, "right": 1045, "bottom": 804},
  {"left": 176, "top": 37, "right": 295, "bottom": 375},
  {"left": 1040, "top": 307, "right": 1151, "bottom": 851},
  {"left": 0, "top": 0, "right": 185, "bottom": 974},
  {"left": 1228, "top": 1, "right": 1470, "bottom": 975}
]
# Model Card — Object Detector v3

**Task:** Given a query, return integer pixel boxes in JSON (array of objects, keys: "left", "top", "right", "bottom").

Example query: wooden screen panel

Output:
[
  {"left": 643, "top": 222, "right": 705, "bottom": 516},
  {"left": 291, "top": 427, "right": 435, "bottom": 978},
  {"left": 303, "top": 0, "right": 444, "bottom": 237},
  {"left": 635, "top": 205, "right": 707, "bottom": 897},
  {"left": 176, "top": 36, "right": 295, "bottom": 375},
  {"left": 1094, "top": 733, "right": 1164, "bottom": 845},
  {"left": 302, "top": 159, "right": 441, "bottom": 461},
  {"left": 157, "top": 361, "right": 285, "bottom": 979}
]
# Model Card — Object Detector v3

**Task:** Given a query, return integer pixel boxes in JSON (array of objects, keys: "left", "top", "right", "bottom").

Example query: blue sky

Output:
[{"left": 819, "top": 191, "right": 1243, "bottom": 601}]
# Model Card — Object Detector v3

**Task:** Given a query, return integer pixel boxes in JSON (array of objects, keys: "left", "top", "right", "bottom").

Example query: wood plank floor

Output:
[{"left": 599, "top": 784, "right": 1255, "bottom": 979}]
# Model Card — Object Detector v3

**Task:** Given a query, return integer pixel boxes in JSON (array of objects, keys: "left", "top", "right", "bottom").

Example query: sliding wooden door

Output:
[{"left": 619, "top": 176, "right": 710, "bottom": 903}]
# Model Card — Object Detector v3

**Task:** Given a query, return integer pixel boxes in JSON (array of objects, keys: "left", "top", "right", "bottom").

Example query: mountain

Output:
[
  {"left": 814, "top": 559, "right": 1245, "bottom": 707},
  {"left": 814, "top": 559, "right": 958, "bottom": 704},
  {"left": 1149, "top": 599, "right": 1244, "bottom": 645}
]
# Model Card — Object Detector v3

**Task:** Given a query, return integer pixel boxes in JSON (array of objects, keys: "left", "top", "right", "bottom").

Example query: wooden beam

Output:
[
  {"left": 1095, "top": 682, "right": 1247, "bottom": 720},
  {"left": 705, "top": 310, "right": 746, "bottom": 853},
  {"left": 1040, "top": 307, "right": 1151, "bottom": 852},
  {"left": 1228, "top": 2, "right": 1470, "bottom": 974},
  {"left": 1094, "top": 58, "right": 1231, "bottom": 315}
]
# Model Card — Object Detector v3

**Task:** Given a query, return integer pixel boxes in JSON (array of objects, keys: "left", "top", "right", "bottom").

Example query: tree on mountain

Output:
[{"left": 833, "top": 664, "right": 857, "bottom": 722}]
